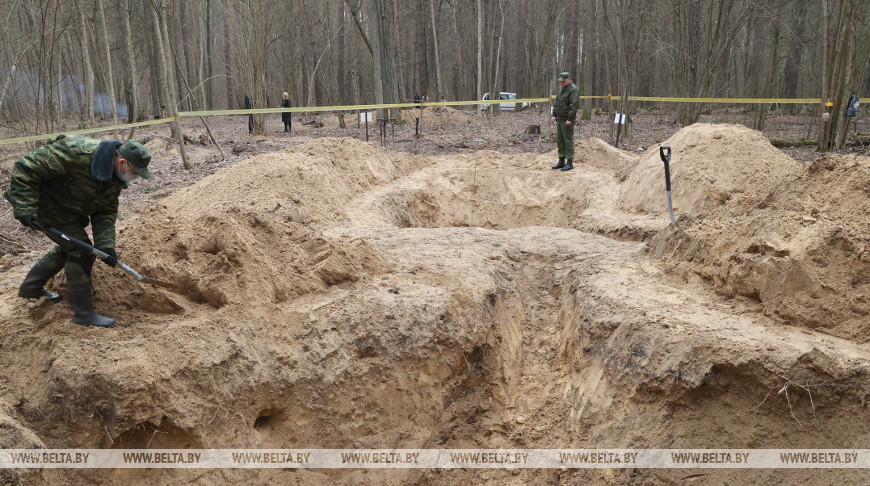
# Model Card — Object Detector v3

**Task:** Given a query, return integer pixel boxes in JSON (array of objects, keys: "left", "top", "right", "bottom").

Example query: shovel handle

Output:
[
  {"left": 660, "top": 146, "right": 672, "bottom": 192},
  {"left": 33, "top": 220, "right": 143, "bottom": 280},
  {"left": 659, "top": 145, "right": 671, "bottom": 163},
  {"left": 37, "top": 223, "right": 109, "bottom": 259}
]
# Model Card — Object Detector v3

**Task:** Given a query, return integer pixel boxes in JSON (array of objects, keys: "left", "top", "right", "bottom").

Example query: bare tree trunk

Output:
[
  {"left": 117, "top": 0, "right": 140, "bottom": 123},
  {"left": 429, "top": 0, "right": 444, "bottom": 101},
  {"left": 76, "top": 1, "right": 95, "bottom": 123},
  {"left": 97, "top": 0, "right": 119, "bottom": 126},
  {"left": 223, "top": 0, "right": 235, "bottom": 109},
  {"left": 819, "top": 0, "right": 853, "bottom": 150},
  {"left": 178, "top": 0, "right": 196, "bottom": 110},
  {"left": 476, "top": 0, "right": 482, "bottom": 130},
  {"left": 581, "top": 7, "right": 593, "bottom": 120},
  {"left": 391, "top": 0, "right": 406, "bottom": 103},
  {"left": 370, "top": 0, "right": 399, "bottom": 120},
  {"left": 205, "top": 0, "right": 214, "bottom": 109},
  {"left": 345, "top": 0, "right": 373, "bottom": 55},
  {"left": 152, "top": 0, "right": 190, "bottom": 169},
  {"left": 337, "top": 0, "right": 347, "bottom": 104},
  {"left": 55, "top": 38, "right": 62, "bottom": 124},
  {"left": 489, "top": 0, "right": 506, "bottom": 124},
  {"left": 448, "top": 0, "right": 463, "bottom": 100}
]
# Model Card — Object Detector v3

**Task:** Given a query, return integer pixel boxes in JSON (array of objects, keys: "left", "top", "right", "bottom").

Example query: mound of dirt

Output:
[
  {"left": 650, "top": 154, "right": 870, "bottom": 339},
  {"left": 399, "top": 106, "right": 474, "bottom": 129},
  {"left": 546, "top": 137, "right": 637, "bottom": 173},
  {"left": 102, "top": 138, "right": 432, "bottom": 310},
  {"left": 618, "top": 124, "right": 802, "bottom": 216}
]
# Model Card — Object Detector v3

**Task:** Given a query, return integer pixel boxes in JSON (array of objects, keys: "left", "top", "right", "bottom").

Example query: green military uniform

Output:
[
  {"left": 553, "top": 78, "right": 580, "bottom": 162},
  {"left": 5, "top": 135, "right": 123, "bottom": 287},
  {"left": 5, "top": 134, "right": 151, "bottom": 327}
]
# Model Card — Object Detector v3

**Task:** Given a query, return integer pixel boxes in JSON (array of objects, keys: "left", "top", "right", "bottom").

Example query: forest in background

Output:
[{"left": 0, "top": 0, "right": 867, "bottom": 149}]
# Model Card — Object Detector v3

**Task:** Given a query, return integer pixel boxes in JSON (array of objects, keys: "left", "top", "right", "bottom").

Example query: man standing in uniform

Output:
[
  {"left": 551, "top": 72, "right": 580, "bottom": 172},
  {"left": 5, "top": 135, "right": 152, "bottom": 328}
]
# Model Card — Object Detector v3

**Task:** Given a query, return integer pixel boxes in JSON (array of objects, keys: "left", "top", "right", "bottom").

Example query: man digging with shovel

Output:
[{"left": 5, "top": 134, "right": 152, "bottom": 328}]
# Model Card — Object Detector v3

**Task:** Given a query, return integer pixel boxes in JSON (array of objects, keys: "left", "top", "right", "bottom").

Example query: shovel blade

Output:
[{"left": 140, "top": 277, "right": 179, "bottom": 291}]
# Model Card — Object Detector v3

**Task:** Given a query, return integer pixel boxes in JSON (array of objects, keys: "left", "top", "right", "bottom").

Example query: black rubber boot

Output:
[
  {"left": 68, "top": 284, "right": 116, "bottom": 328},
  {"left": 552, "top": 157, "right": 566, "bottom": 169},
  {"left": 18, "top": 261, "right": 62, "bottom": 302},
  {"left": 561, "top": 160, "right": 574, "bottom": 171}
]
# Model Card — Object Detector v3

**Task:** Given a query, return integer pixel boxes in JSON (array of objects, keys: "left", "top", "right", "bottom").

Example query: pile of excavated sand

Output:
[
  {"left": 317, "top": 107, "right": 473, "bottom": 130},
  {"left": 399, "top": 106, "right": 474, "bottom": 128},
  {"left": 95, "top": 138, "right": 430, "bottom": 311},
  {"left": 546, "top": 137, "right": 637, "bottom": 173},
  {"left": 618, "top": 124, "right": 802, "bottom": 216},
  {"left": 650, "top": 153, "right": 870, "bottom": 340}
]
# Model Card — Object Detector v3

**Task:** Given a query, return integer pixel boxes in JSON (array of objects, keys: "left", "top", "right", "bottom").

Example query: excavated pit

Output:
[
  {"left": 373, "top": 168, "right": 591, "bottom": 229},
  {"left": 1, "top": 131, "right": 870, "bottom": 485}
]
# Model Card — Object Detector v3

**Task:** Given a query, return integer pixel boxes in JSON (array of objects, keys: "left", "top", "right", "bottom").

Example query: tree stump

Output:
[{"left": 525, "top": 125, "right": 541, "bottom": 135}]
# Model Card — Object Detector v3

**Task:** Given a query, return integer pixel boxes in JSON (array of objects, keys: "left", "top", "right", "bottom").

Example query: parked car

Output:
[{"left": 480, "top": 92, "right": 530, "bottom": 111}]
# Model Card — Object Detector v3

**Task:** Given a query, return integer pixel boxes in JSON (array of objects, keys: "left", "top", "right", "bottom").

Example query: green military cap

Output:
[
  {"left": 118, "top": 140, "right": 152, "bottom": 179},
  {"left": 558, "top": 72, "right": 570, "bottom": 81}
]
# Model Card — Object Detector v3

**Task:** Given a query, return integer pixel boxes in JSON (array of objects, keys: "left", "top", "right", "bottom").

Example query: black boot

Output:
[
  {"left": 561, "top": 160, "right": 574, "bottom": 171},
  {"left": 68, "top": 284, "right": 116, "bottom": 328},
  {"left": 552, "top": 157, "right": 565, "bottom": 169},
  {"left": 18, "top": 261, "right": 62, "bottom": 302}
]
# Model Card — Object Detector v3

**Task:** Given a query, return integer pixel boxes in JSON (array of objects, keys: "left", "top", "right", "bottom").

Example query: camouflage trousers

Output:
[{"left": 35, "top": 223, "right": 96, "bottom": 288}]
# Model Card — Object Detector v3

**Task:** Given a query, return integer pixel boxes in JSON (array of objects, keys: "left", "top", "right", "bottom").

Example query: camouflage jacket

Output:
[
  {"left": 553, "top": 82, "right": 580, "bottom": 121},
  {"left": 3, "top": 134, "right": 125, "bottom": 248}
]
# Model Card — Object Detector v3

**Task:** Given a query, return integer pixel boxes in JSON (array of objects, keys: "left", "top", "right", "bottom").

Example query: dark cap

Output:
[
  {"left": 558, "top": 72, "right": 570, "bottom": 81},
  {"left": 118, "top": 140, "right": 152, "bottom": 179}
]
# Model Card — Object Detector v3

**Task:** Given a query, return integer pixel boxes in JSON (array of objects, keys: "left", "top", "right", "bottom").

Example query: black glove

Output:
[
  {"left": 100, "top": 248, "right": 118, "bottom": 267},
  {"left": 16, "top": 215, "right": 39, "bottom": 230}
]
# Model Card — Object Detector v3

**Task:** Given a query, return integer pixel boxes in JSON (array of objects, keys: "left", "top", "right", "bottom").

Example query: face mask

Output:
[{"left": 116, "top": 158, "right": 138, "bottom": 181}]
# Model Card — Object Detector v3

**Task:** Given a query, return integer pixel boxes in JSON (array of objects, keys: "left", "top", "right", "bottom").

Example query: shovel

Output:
[
  {"left": 660, "top": 146, "right": 676, "bottom": 223},
  {"left": 33, "top": 220, "right": 178, "bottom": 290}
]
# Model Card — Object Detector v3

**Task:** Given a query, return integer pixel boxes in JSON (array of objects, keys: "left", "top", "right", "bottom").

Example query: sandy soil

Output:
[{"left": 0, "top": 113, "right": 869, "bottom": 485}]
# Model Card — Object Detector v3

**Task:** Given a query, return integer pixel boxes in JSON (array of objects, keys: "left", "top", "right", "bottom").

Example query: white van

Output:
[{"left": 480, "top": 92, "right": 529, "bottom": 111}]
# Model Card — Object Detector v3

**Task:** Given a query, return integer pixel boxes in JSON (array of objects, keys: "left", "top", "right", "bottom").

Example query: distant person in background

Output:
[
  {"left": 244, "top": 94, "right": 253, "bottom": 133},
  {"left": 551, "top": 72, "right": 580, "bottom": 172},
  {"left": 414, "top": 92, "right": 421, "bottom": 104},
  {"left": 281, "top": 92, "right": 292, "bottom": 132}
]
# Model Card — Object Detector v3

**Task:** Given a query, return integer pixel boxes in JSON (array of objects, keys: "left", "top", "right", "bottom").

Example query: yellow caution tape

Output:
[
  {"left": 611, "top": 96, "right": 822, "bottom": 104},
  {"left": 0, "top": 95, "right": 825, "bottom": 146},
  {"left": 0, "top": 117, "right": 175, "bottom": 146}
]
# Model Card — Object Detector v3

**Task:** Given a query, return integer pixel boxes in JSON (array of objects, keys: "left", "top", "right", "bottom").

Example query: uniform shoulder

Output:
[
  {"left": 38, "top": 134, "right": 98, "bottom": 165},
  {"left": 59, "top": 134, "right": 100, "bottom": 154}
]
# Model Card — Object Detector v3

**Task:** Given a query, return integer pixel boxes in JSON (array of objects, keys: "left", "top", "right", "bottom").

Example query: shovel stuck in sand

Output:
[{"left": 32, "top": 220, "right": 178, "bottom": 291}]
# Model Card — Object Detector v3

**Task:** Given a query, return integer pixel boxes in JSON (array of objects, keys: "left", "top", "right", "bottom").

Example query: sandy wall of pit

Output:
[
  {"left": 649, "top": 154, "right": 870, "bottom": 340},
  {"left": 618, "top": 124, "right": 802, "bottom": 216}
]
